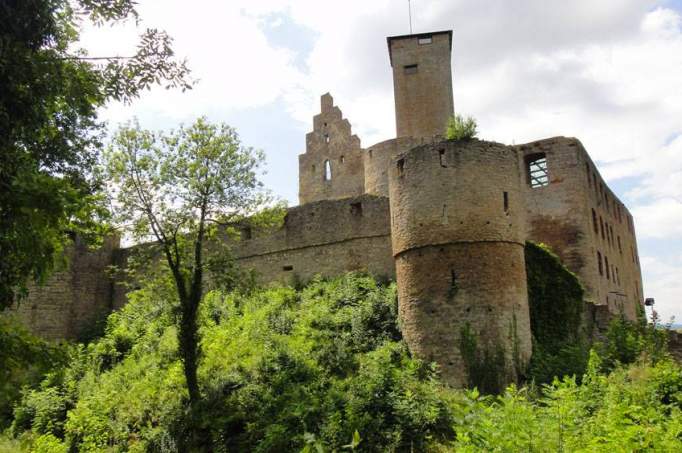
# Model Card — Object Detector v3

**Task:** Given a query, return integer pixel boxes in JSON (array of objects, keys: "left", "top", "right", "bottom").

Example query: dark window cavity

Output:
[
  {"left": 404, "top": 64, "right": 418, "bottom": 75},
  {"left": 597, "top": 251, "right": 603, "bottom": 276},
  {"left": 282, "top": 265, "right": 294, "bottom": 271},
  {"left": 350, "top": 202, "right": 363, "bottom": 217},
  {"left": 439, "top": 149, "right": 447, "bottom": 167},
  {"left": 503, "top": 192, "right": 509, "bottom": 213},
  {"left": 592, "top": 208, "right": 598, "bottom": 234},
  {"left": 397, "top": 158, "right": 405, "bottom": 176}
]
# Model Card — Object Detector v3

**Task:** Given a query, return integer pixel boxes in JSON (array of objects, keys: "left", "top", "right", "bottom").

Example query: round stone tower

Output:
[{"left": 388, "top": 139, "right": 532, "bottom": 389}]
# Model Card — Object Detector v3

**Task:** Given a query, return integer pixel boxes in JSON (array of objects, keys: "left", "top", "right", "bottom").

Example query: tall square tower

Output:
[{"left": 387, "top": 30, "right": 454, "bottom": 139}]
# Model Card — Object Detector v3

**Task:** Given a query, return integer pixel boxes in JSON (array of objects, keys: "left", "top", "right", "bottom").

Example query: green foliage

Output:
[
  {"left": 10, "top": 273, "right": 455, "bottom": 451},
  {"left": 598, "top": 312, "right": 671, "bottom": 372},
  {"left": 5, "top": 272, "right": 682, "bottom": 452},
  {"left": 0, "top": 317, "right": 68, "bottom": 430},
  {"left": 525, "top": 242, "right": 590, "bottom": 383},
  {"left": 104, "top": 117, "right": 276, "bottom": 406},
  {"left": 445, "top": 114, "right": 478, "bottom": 140},
  {"left": 0, "top": 0, "right": 192, "bottom": 309},
  {"left": 452, "top": 356, "right": 682, "bottom": 452},
  {"left": 459, "top": 324, "right": 507, "bottom": 394}
]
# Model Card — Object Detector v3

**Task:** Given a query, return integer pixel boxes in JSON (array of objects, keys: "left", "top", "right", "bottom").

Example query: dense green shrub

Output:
[
  {"left": 5, "top": 272, "right": 681, "bottom": 452},
  {"left": 10, "top": 273, "right": 454, "bottom": 452},
  {"left": 0, "top": 317, "right": 68, "bottom": 430},
  {"left": 445, "top": 114, "right": 478, "bottom": 140}
]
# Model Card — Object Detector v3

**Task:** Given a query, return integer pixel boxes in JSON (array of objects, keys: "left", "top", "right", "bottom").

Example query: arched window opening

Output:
[{"left": 323, "top": 159, "right": 332, "bottom": 181}]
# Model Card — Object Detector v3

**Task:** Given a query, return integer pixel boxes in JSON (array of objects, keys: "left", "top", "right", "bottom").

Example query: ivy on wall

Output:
[{"left": 525, "top": 241, "right": 589, "bottom": 383}]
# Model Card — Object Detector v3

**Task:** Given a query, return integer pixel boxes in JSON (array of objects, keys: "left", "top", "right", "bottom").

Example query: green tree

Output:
[
  {"left": 104, "top": 118, "right": 272, "bottom": 407},
  {"left": 0, "top": 0, "right": 192, "bottom": 309}
]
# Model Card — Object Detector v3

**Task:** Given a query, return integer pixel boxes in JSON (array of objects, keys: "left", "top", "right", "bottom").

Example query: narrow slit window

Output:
[
  {"left": 597, "top": 251, "right": 603, "bottom": 276},
  {"left": 439, "top": 149, "right": 447, "bottom": 167},
  {"left": 404, "top": 64, "right": 418, "bottom": 75},
  {"left": 340, "top": 155, "right": 345, "bottom": 163},
  {"left": 600, "top": 216, "right": 605, "bottom": 240},
  {"left": 397, "top": 158, "right": 405, "bottom": 176},
  {"left": 323, "top": 159, "right": 332, "bottom": 181},
  {"left": 418, "top": 36, "right": 432, "bottom": 45},
  {"left": 605, "top": 256, "right": 610, "bottom": 280},
  {"left": 617, "top": 236, "right": 622, "bottom": 254},
  {"left": 503, "top": 192, "right": 509, "bottom": 213},
  {"left": 324, "top": 134, "right": 330, "bottom": 144},
  {"left": 592, "top": 209, "right": 598, "bottom": 234},
  {"left": 525, "top": 153, "right": 549, "bottom": 188}
]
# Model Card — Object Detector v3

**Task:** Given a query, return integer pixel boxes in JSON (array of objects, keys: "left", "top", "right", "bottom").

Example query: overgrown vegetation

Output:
[
  {"left": 0, "top": 318, "right": 68, "bottom": 430},
  {"left": 525, "top": 242, "right": 590, "bottom": 383},
  {"left": 445, "top": 114, "right": 478, "bottom": 140},
  {"left": 3, "top": 272, "right": 680, "bottom": 452}
]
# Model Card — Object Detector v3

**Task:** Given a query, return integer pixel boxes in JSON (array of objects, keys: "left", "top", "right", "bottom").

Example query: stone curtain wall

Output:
[
  {"left": 388, "top": 139, "right": 532, "bottom": 388},
  {"left": 6, "top": 236, "right": 119, "bottom": 340},
  {"left": 233, "top": 194, "right": 394, "bottom": 285}
]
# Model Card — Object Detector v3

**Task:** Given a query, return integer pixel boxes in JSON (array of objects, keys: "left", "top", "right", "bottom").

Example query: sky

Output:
[{"left": 79, "top": 0, "right": 682, "bottom": 322}]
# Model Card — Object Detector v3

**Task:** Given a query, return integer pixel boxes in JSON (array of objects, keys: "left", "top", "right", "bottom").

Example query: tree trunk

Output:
[{"left": 179, "top": 293, "right": 201, "bottom": 405}]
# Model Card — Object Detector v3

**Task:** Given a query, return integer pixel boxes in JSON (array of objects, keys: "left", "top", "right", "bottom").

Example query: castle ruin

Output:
[{"left": 9, "top": 30, "right": 645, "bottom": 387}]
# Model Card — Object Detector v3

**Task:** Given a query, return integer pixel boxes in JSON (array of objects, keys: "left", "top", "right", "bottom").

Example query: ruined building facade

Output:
[{"left": 10, "top": 30, "right": 645, "bottom": 387}]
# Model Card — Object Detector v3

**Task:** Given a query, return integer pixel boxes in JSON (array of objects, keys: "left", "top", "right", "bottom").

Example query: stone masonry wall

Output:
[
  {"left": 232, "top": 194, "right": 394, "bottom": 284},
  {"left": 388, "top": 31, "right": 454, "bottom": 139},
  {"left": 298, "top": 94, "right": 365, "bottom": 204},
  {"left": 7, "top": 236, "right": 119, "bottom": 340},
  {"left": 517, "top": 137, "right": 644, "bottom": 321},
  {"left": 389, "top": 139, "right": 532, "bottom": 387},
  {"left": 364, "top": 136, "right": 426, "bottom": 197}
]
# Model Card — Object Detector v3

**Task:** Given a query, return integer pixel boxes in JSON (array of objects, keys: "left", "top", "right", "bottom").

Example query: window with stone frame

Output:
[{"left": 525, "top": 153, "right": 549, "bottom": 188}]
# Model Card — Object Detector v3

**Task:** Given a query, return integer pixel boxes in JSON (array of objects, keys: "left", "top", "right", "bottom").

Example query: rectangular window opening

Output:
[
  {"left": 241, "top": 227, "right": 252, "bottom": 241},
  {"left": 418, "top": 36, "right": 433, "bottom": 45},
  {"left": 597, "top": 251, "right": 603, "bottom": 276},
  {"left": 503, "top": 192, "right": 509, "bottom": 213},
  {"left": 525, "top": 153, "right": 549, "bottom": 188},
  {"left": 282, "top": 265, "right": 294, "bottom": 272},
  {"left": 439, "top": 149, "right": 447, "bottom": 167},
  {"left": 404, "top": 64, "right": 418, "bottom": 75}
]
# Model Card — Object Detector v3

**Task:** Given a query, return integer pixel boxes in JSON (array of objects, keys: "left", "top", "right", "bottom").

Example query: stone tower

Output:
[
  {"left": 388, "top": 140, "right": 532, "bottom": 388},
  {"left": 387, "top": 30, "right": 454, "bottom": 139}
]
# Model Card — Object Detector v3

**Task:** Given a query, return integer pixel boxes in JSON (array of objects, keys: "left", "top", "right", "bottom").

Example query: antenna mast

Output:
[{"left": 408, "top": 0, "right": 413, "bottom": 34}]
